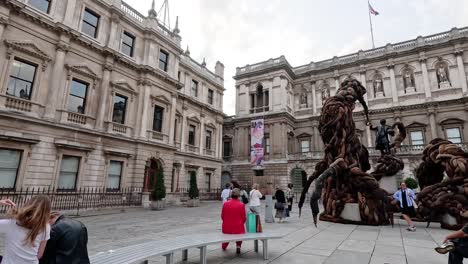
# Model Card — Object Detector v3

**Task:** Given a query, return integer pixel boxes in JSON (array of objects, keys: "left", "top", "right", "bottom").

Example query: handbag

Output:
[
  {"left": 246, "top": 213, "right": 257, "bottom": 233},
  {"left": 256, "top": 214, "right": 263, "bottom": 233},
  {"left": 274, "top": 202, "right": 284, "bottom": 210}
]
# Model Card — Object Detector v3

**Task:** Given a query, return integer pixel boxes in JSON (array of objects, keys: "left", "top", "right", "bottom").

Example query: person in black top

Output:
[
  {"left": 435, "top": 224, "right": 468, "bottom": 264},
  {"left": 274, "top": 188, "right": 287, "bottom": 223},
  {"left": 40, "top": 212, "right": 90, "bottom": 264}
]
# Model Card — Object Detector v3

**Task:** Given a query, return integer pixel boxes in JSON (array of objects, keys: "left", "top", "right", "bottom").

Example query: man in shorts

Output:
[
  {"left": 393, "top": 182, "right": 417, "bottom": 231},
  {"left": 435, "top": 223, "right": 468, "bottom": 264}
]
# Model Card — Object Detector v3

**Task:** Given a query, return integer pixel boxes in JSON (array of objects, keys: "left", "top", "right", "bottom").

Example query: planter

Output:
[
  {"left": 151, "top": 200, "right": 166, "bottom": 211},
  {"left": 187, "top": 198, "right": 200, "bottom": 207}
]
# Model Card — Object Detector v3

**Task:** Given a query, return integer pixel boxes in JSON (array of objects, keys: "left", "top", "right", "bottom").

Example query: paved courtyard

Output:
[{"left": 69, "top": 201, "right": 451, "bottom": 264}]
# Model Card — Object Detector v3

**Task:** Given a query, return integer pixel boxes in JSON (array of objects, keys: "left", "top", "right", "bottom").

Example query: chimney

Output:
[{"left": 215, "top": 61, "right": 224, "bottom": 79}]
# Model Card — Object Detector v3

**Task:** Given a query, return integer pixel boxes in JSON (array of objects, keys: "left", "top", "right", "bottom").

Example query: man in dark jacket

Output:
[{"left": 40, "top": 212, "right": 90, "bottom": 264}]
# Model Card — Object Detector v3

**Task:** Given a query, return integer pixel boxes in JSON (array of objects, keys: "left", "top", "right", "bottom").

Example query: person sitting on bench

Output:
[
  {"left": 221, "top": 188, "right": 246, "bottom": 254},
  {"left": 435, "top": 223, "right": 468, "bottom": 264}
]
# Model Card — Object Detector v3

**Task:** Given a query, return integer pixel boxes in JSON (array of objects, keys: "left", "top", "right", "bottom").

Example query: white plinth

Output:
[
  {"left": 442, "top": 213, "right": 458, "bottom": 226},
  {"left": 439, "top": 81, "right": 451, "bottom": 89},
  {"left": 379, "top": 175, "right": 398, "bottom": 194},
  {"left": 405, "top": 86, "right": 416, "bottom": 93},
  {"left": 375, "top": 91, "right": 384, "bottom": 98},
  {"left": 142, "top": 192, "right": 151, "bottom": 208},
  {"left": 340, "top": 203, "right": 361, "bottom": 222}
]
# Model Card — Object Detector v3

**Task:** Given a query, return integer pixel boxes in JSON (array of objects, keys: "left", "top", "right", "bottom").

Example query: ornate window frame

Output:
[
  {"left": 62, "top": 64, "right": 100, "bottom": 116},
  {"left": 108, "top": 80, "right": 137, "bottom": 126},
  {"left": 1, "top": 40, "right": 51, "bottom": 103},
  {"left": 440, "top": 118, "right": 465, "bottom": 143},
  {"left": 150, "top": 94, "right": 170, "bottom": 141}
]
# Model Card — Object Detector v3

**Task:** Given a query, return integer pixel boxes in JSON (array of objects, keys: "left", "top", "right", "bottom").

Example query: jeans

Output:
[
  {"left": 287, "top": 198, "right": 293, "bottom": 212},
  {"left": 449, "top": 238, "right": 468, "bottom": 264}
]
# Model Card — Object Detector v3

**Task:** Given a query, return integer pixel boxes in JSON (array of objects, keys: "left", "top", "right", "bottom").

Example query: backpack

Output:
[{"left": 241, "top": 190, "right": 249, "bottom": 204}]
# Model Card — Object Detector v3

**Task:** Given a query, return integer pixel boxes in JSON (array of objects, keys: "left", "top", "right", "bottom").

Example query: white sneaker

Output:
[{"left": 406, "top": 226, "right": 416, "bottom": 232}]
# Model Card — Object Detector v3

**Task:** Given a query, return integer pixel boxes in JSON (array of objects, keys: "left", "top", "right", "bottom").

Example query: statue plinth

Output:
[
  {"left": 375, "top": 91, "right": 384, "bottom": 98},
  {"left": 439, "top": 81, "right": 451, "bottom": 89},
  {"left": 405, "top": 86, "right": 416, "bottom": 93}
]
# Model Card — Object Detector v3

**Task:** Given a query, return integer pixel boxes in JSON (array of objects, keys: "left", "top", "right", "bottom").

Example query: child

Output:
[{"left": 0, "top": 195, "right": 51, "bottom": 264}]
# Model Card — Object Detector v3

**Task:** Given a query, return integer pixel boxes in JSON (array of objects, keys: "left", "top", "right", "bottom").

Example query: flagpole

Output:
[{"left": 368, "top": 0, "right": 376, "bottom": 49}]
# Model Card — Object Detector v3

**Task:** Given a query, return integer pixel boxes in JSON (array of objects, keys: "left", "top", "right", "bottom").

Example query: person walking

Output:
[
  {"left": 221, "top": 188, "right": 246, "bottom": 254},
  {"left": 249, "top": 183, "right": 263, "bottom": 215},
  {"left": 0, "top": 195, "right": 51, "bottom": 264},
  {"left": 286, "top": 183, "right": 294, "bottom": 213},
  {"left": 435, "top": 223, "right": 468, "bottom": 263},
  {"left": 274, "top": 187, "right": 287, "bottom": 223},
  {"left": 393, "top": 182, "right": 417, "bottom": 231},
  {"left": 39, "top": 212, "right": 90, "bottom": 264},
  {"left": 232, "top": 181, "right": 249, "bottom": 205},
  {"left": 221, "top": 183, "right": 232, "bottom": 203}
]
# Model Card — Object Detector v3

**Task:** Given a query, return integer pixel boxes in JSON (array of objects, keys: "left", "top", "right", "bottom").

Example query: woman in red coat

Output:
[{"left": 221, "top": 188, "right": 246, "bottom": 254}]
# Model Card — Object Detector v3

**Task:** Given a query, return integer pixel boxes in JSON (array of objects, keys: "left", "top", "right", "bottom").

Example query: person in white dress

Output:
[
  {"left": 0, "top": 195, "right": 51, "bottom": 264},
  {"left": 249, "top": 184, "right": 263, "bottom": 215}
]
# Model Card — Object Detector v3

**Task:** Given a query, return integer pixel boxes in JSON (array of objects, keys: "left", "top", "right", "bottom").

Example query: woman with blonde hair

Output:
[{"left": 0, "top": 195, "right": 51, "bottom": 264}]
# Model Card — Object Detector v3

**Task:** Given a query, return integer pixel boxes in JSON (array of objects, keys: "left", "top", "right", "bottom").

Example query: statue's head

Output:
[
  {"left": 341, "top": 78, "right": 366, "bottom": 97},
  {"left": 380, "top": 119, "right": 386, "bottom": 125}
]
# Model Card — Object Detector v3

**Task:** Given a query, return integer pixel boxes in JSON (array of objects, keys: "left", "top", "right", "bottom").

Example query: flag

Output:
[{"left": 369, "top": 3, "right": 379, "bottom": 16}]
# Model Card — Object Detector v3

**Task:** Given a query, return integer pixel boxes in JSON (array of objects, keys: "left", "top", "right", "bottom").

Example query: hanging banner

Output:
[{"left": 250, "top": 118, "right": 264, "bottom": 168}]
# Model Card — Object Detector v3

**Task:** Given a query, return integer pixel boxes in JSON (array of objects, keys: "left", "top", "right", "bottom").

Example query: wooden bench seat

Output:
[{"left": 90, "top": 232, "right": 284, "bottom": 264}]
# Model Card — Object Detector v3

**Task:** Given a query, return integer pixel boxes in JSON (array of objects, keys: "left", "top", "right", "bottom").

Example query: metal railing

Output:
[
  {"left": 175, "top": 188, "right": 222, "bottom": 201},
  {"left": 0, "top": 187, "right": 142, "bottom": 215}
]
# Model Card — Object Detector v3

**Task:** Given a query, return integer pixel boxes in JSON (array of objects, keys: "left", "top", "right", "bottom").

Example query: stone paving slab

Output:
[{"left": 0, "top": 201, "right": 454, "bottom": 263}]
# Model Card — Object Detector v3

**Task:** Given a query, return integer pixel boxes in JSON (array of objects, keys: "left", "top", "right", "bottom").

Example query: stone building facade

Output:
[
  {"left": 223, "top": 27, "right": 468, "bottom": 194},
  {"left": 0, "top": 0, "right": 225, "bottom": 201}
]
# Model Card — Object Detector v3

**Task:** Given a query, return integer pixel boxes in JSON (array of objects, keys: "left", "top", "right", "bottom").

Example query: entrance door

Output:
[
  {"left": 221, "top": 172, "right": 231, "bottom": 189},
  {"left": 144, "top": 159, "right": 161, "bottom": 191}
]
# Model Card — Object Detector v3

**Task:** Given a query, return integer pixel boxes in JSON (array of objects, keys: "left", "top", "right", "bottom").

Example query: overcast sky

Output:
[{"left": 130, "top": 0, "right": 468, "bottom": 116}]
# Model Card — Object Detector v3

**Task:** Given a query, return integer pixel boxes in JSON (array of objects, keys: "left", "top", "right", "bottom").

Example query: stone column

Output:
[
  {"left": 168, "top": 94, "right": 177, "bottom": 144},
  {"left": 138, "top": 83, "right": 151, "bottom": 138},
  {"left": 180, "top": 108, "right": 187, "bottom": 151},
  {"left": 268, "top": 82, "right": 273, "bottom": 110},
  {"left": 388, "top": 64, "right": 398, "bottom": 104},
  {"left": 44, "top": 41, "right": 69, "bottom": 119},
  {"left": 217, "top": 122, "right": 223, "bottom": 158},
  {"left": 359, "top": 68, "right": 369, "bottom": 103},
  {"left": 96, "top": 64, "right": 113, "bottom": 129},
  {"left": 311, "top": 81, "right": 317, "bottom": 115},
  {"left": 334, "top": 77, "right": 340, "bottom": 96},
  {"left": 312, "top": 120, "right": 319, "bottom": 151},
  {"left": 235, "top": 85, "right": 240, "bottom": 115},
  {"left": 420, "top": 57, "right": 432, "bottom": 99},
  {"left": 107, "top": 14, "right": 120, "bottom": 50},
  {"left": 366, "top": 126, "right": 372, "bottom": 147},
  {"left": 455, "top": 50, "right": 468, "bottom": 94},
  {"left": 199, "top": 115, "right": 205, "bottom": 155},
  {"left": 428, "top": 108, "right": 438, "bottom": 140},
  {"left": 0, "top": 17, "right": 8, "bottom": 40},
  {"left": 63, "top": 0, "right": 77, "bottom": 26}
]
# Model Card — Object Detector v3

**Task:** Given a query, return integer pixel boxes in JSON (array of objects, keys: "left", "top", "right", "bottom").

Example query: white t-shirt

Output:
[
  {"left": 221, "top": 188, "right": 231, "bottom": 202},
  {"left": 249, "top": 189, "right": 263, "bottom": 207},
  {"left": 0, "top": 219, "right": 50, "bottom": 264}
]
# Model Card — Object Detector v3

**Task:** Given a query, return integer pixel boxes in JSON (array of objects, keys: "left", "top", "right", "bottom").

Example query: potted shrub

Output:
[
  {"left": 151, "top": 168, "right": 166, "bottom": 210},
  {"left": 404, "top": 177, "right": 419, "bottom": 190},
  {"left": 187, "top": 171, "right": 200, "bottom": 207}
]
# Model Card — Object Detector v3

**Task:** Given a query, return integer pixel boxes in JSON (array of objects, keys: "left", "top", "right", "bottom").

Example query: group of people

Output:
[
  {"left": 0, "top": 195, "right": 89, "bottom": 264},
  {"left": 220, "top": 181, "right": 295, "bottom": 253}
]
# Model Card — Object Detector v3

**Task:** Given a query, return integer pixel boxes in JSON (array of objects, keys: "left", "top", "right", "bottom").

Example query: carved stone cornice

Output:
[
  {"left": 137, "top": 78, "right": 152, "bottom": 86},
  {"left": 5, "top": 40, "right": 51, "bottom": 71},
  {"left": 454, "top": 49, "right": 464, "bottom": 56},
  {"left": 56, "top": 41, "right": 70, "bottom": 52},
  {"left": 0, "top": 16, "right": 9, "bottom": 26}
]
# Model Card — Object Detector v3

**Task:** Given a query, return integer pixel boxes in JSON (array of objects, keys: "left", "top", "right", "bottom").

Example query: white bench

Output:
[{"left": 90, "top": 232, "right": 284, "bottom": 264}]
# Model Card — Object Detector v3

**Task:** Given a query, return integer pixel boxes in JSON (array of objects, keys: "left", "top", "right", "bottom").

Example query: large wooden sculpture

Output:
[
  {"left": 298, "top": 79, "right": 406, "bottom": 226},
  {"left": 415, "top": 139, "right": 468, "bottom": 229}
]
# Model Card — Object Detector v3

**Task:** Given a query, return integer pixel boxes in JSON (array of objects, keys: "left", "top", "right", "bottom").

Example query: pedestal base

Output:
[
  {"left": 439, "top": 81, "right": 451, "bottom": 89},
  {"left": 142, "top": 192, "right": 151, "bottom": 208},
  {"left": 340, "top": 203, "right": 361, "bottom": 222}
]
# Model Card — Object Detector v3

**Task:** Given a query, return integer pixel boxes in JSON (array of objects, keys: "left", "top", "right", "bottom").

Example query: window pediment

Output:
[
  {"left": 440, "top": 118, "right": 465, "bottom": 126},
  {"left": 151, "top": 94, "right": 170, "bottom": 105},
  {"left": 205, "top": 121, "right": 216, "bottom": 129},
  {"left": 296, "top": 132, "right": 312, "bottom": 138},
  {"left": 111, "top": 81, "right": 136, "bottom": 95},
  {"left": 406, "top": 122, "right": 427, "bottom": 128},
  {"left": 5, "top": 40, "right": 51, "bottom": 70},
  {"left": 54, "top": 139, "right": 93, "bottom": 152},
  {"left": 66, "top": 64, "right": 100, "bottom": 85},
  {"left": 187, "top": 114, "right": 200, "bottom": 123}
]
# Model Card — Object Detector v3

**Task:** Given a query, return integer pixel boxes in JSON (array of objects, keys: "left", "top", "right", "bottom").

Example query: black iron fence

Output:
[
  {"left": 0, "top": 187, "right": 142, "bottom": 215},
  {"left": 175, "top": 188, "right": 222, "bottom": 201}
]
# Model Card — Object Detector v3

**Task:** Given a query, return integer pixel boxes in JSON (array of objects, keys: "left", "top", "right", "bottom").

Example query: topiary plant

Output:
[
  {"left": 151, "top": 168, "right": 166, "bottom": 201},
  {"left": 188, "top": 171, "right": 199, "bottom": 199},
  {"left": 404, "top": 177, "right": 419, "bottom": 190}
]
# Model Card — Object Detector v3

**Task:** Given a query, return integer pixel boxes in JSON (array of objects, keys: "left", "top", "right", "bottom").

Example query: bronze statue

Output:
[{"left": 369, "top": 119, "right": 393, "bottom": 155}]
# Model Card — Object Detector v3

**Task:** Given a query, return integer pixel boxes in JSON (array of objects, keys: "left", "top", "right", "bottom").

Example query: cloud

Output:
[{"left": 130, "top": 0, "right": 467, "bottom": 116}]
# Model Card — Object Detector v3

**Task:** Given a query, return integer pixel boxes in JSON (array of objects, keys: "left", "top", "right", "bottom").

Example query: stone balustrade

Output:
[
  {"left": 4, "top": 96, "right": 32, "bottom": 112},
  {"left": 236, "top": 27, "right": 468, "bottom": 76}
]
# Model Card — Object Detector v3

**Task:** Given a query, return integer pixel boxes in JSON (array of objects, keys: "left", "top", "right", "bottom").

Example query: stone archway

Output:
[
  {"left": 221, "top": 171, "right": 232, "bottom": 189},
  {"left": 143, "top": 158, "right": 163, "bottom": 192},
  {"left": 290, "top": 167, "right": 307, "bottom": 193}
]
